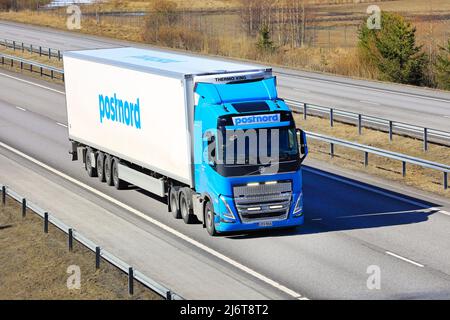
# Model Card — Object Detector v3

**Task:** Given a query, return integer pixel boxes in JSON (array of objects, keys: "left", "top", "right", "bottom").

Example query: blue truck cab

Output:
[{"left": 192, "top": 76, "right": 308, "bottom": 235}]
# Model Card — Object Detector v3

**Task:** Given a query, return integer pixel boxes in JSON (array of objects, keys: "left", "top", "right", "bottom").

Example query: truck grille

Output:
[{"left": 233, "top": 181, "right": 292, "bottom": 223}]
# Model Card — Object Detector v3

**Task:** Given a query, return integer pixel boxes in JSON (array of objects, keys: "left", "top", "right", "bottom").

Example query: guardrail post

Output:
[
  {"left": 364, "top": 151, "right": 368, "bottom": 167},
  {"left": 1, "top": 57, "right": 4, "bottom": 65},
  {"left": 21, "top": 42, "right": 24, "bottom": 52},
  {"left": 330, "top": 108, "right": 334, "bottom": 127},
  {"left": 423, "top": 128, "right": 428, "bottom": 152},
  {"left": 358, "top": 114, "right": 362, "bottom": 135},
  {"left": 389, "top": 121, "right": 393, "bottom": 142},
  {"left": 40, "top": 67, "right": 43, "bottom": 76},
  {"left": 95, "top": 246, "right": 101, "bottom": 269},
  {"left": 68, "top": 228, "right": 73, "bottom": 252},
  {"left": 12, "top": 40, "right": 15, "bottom": 51},
  {"left": 444, "top": 172, "right": 448, "bottom": 190},
  {"left": 2, "top": 185, "right": 6, "bottom": 205},
  {"left": 128, "top": 267, "right": 134, "bottom": 295},
  {"left": 30, "top": 44, "right": 33, "bottom": 54},
  {"left": 20, "top": 61, "right": 23, "bottom": 70},
  {"left": 402, "top": 161, "right": 406, "bottom": 177},
  {"left": 39, "top": 46, "right": 42, "bottom": 56},
  {"left": 330, "top": 143, "right": 334, "bottom": 158},
  {"left": 22, "top": 198, "right": 26, "bottom": 218},
  {"left": 51, "top": 70, "right": 54, "bottom": 79},
  {"left": 48, "top": 48, "right": 51, "bottom": 59},
  {"left": 303, "top": 103, "right": 307, "bottom": 120},
  {"left": 58, "top": 50, "right": 61, "bottom": 61},
  {"left": 166, "top": 291, "right": 172, "bottom": 300},
  {"left": 44, "top": 212, "right": 49, "bottom": 233}
]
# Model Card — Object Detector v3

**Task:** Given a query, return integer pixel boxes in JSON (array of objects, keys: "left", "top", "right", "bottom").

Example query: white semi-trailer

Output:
[{"left": 64, "top": 47, "right": 308, "bottom": 236}]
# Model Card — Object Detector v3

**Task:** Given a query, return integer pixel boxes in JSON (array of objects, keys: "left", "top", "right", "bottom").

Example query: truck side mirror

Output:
[
  {"left": 207, "top": 134, "right": 217, "bottom": 167},
  {"left": 296, "top": 128, "right": 308, "bottom": 162}
]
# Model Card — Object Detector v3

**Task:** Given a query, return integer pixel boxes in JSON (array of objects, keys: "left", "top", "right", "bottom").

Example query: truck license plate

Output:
[{"left": 259, "top": 221, "right": 273, "bottom": 227}]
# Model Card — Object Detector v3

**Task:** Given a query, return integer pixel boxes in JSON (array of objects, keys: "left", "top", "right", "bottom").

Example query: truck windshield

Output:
[{"left": 212, "top": 127, "right": 300, "bottom": 177}]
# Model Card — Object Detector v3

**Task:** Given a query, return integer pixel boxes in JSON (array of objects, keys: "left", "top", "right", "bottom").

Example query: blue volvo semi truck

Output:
[{"left": 64, "top": 47, "right": 308, "bottom": 236}]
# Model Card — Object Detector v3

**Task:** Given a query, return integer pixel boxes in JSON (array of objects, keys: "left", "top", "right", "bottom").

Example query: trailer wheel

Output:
[
  {"left": 169, "top": 187, "right": 181, "bottom": 219},
  {"left": 85, "top": 147, "right": 97, "bottom": 177},
  {"left": 179, "top": 189, "right": 195, "bottom": 224},
  {"left": 104, "top": 154, "right": 114, "bottom": 186},
  {"left": 204, "top": 201, "right": 217, "bottom": 236},
  {"left": 112, "top": 158, "right": 127, "bottom": 190},
  {"left": 96, "top": 152, "right": 105, "bottom": 182}
]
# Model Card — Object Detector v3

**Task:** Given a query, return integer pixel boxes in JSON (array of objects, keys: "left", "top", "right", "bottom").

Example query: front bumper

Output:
[{"left": 215, "top": 215, "right": 304, "bottom": 233}]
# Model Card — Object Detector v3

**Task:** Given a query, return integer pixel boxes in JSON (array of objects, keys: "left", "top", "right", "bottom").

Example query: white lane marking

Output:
[
  {"left": 386, "top": 251, "right": 424, "bottom": 268},
  {"left": 56, "top": 122, "right": 68, "bottom": 128},
  {"left": 15, "top": 106, "right": 26, "bottom": 111},
  {"left": 293, "top": 88, "right": 311, "bottom": 93},
  {"left": 360, "top": 100, "right": 380, "bottom": 106},
  {"left": 0, "top": 71, "right": 65, "bottom": 95},
  {"left": 437, "top": 210, "right": 450, "bottom": 217},
  {"left": 0, "top": 140, "right": 307, "bottom": 300}
]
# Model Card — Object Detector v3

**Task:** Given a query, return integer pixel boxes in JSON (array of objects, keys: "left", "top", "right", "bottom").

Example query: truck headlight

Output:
[
  {"left": 220, "top": 195, "right": 236, "bottom": 221},
  {"left": 293, "top": 193, "right": 303, "bottom": 217}
]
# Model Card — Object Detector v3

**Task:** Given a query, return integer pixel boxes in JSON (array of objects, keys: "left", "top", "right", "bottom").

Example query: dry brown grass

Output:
[
  {"left": 1, "top": 0, "right": 448, "bottom": 83},
  {"left": 294, "top": 113, "right": 450, "bottom": 198},
  {"left": 0, "top": 197, "right": 161, "bottom": 300}
]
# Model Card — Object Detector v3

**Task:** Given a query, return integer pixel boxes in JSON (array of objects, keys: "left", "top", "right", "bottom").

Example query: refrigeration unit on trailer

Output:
[{"left": 63, "top": 47, "right": 308, "bottom": 236}]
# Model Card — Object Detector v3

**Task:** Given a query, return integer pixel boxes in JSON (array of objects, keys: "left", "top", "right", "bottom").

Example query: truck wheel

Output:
[
  {"left": 169, "top": 187, "right": 181, "bottom": 219},
  {"left": 96, "top": 152, "right": 105, "bottom": 182},
  {"left": 204, "top": 201, "right": 217, "bottom": 236},
  {"left": 179, "top": 189, "right": 195, "bottom": 224},
  {"left": 112, "top": 158, "right": 126, "bottom": 190},
  {"left": 104, "top": 154, "right": 114, "bottom": 186},
  {"left": 85, "top": 148, "right": 97, "bottom": 177}
]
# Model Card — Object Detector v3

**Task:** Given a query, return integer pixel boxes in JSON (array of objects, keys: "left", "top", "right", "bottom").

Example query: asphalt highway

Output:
[{"left": 1, "top": 69, "right": 450, "bottom": 299}]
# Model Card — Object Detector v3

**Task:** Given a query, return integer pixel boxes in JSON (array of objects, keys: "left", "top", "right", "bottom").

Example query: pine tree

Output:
[
  {"left": 257, "top": 24, "right": 275, "bottom": 53},
  {"left": 435, "top": 40, "right": 450, "bottom": 90},
  {"left": 358, "top": 12, "right": 427, "bottom": 85}
]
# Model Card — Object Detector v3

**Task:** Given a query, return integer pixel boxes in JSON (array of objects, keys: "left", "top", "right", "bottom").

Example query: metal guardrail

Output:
[
  {"left": 305, "top": 131, "right": 450, "bottom": 190},
  {"left": 0, "top": 183, "right": 183, "bottom": 300},
  {"left": 288, "top": 99, "right": 450, "bottom": 150},
  {"left": 0, "top": 53, "right": 64, "bottom": 81},
  {"left": 0, "top": 39, "right": 62, "bottom": 60}
]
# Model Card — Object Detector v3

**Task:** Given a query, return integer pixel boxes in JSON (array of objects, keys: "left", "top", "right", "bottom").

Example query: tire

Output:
[
  {"left": 104, "top": 154, "right": 113, "bottom": 186},
  {"left": 85, "top": 148, "right": 97, "bottom": 177},
  {"left": 169, "top": 187, "right": 181, "bottom": 219},
  {"left": 96, "top": 152, "right": 105, "bottom": 182},
  {"left": 179, "top": 189, "right": 195, "bottom": 224},
  {"left": 204, "top": 201, "right": 217, "bottom": 236},
  {"left": 112, "top": 158, "right": 127, "bottom": 190}
]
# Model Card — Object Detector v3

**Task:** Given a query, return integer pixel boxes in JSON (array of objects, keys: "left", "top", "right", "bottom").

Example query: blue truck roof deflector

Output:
[{"left": 195, "top": 77, "right": 278, "bottom": 105}]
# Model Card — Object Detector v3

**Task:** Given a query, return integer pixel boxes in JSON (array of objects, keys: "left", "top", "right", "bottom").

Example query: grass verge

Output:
[{"left": 0, "top": 196, "right": 162, "bottom": 300}]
